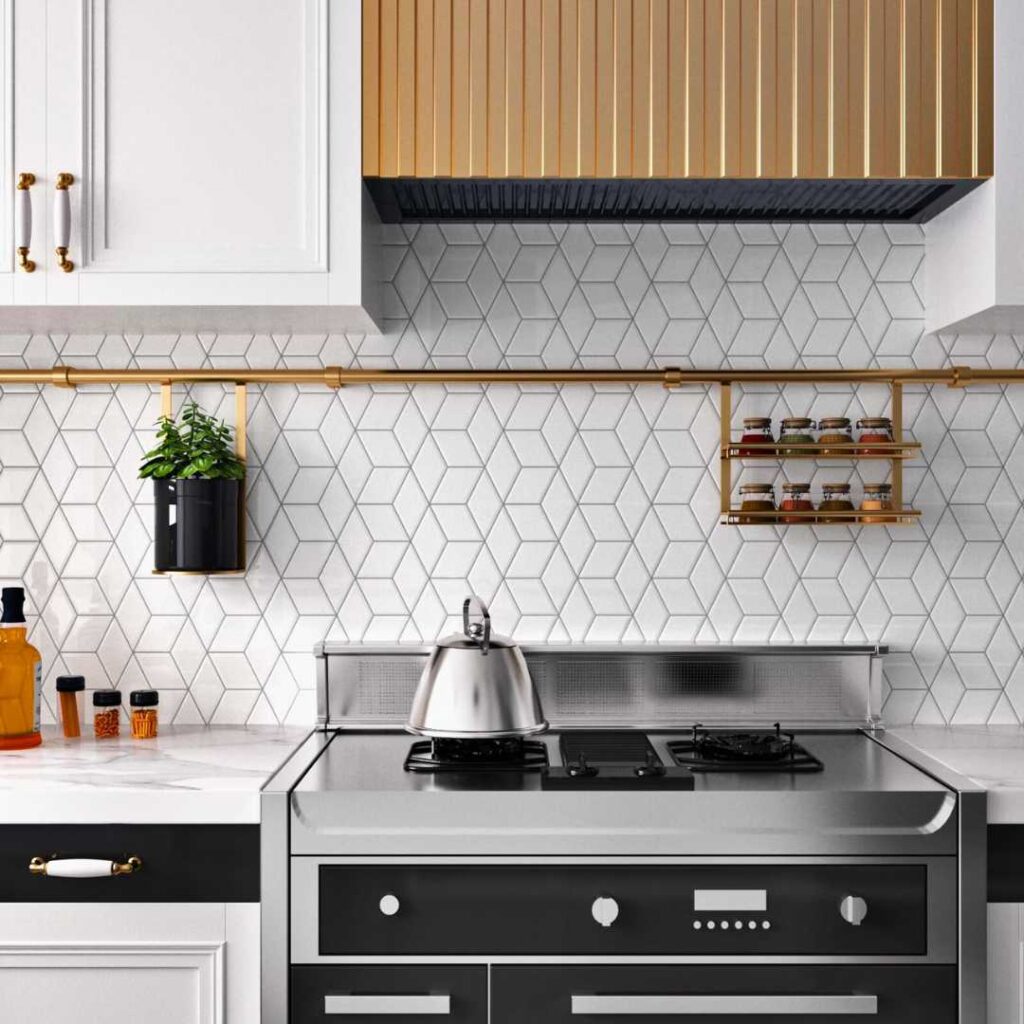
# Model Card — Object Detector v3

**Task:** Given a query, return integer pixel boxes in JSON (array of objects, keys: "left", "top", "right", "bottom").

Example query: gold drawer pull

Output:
[
  {"left": 15, "top": 172, "right": 35, "bottom": 272},
  {"left": 30, "top": 855, "right": 142, "bottom": 878}
]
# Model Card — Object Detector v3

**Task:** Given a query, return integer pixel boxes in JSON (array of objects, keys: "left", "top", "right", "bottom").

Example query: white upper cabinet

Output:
[{"left": 0, "top": 0, "right": 379, "bottom": 330}]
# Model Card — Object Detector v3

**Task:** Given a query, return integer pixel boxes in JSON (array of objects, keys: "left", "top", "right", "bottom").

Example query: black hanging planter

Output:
[{"left": 153, "top": 477, "right": 244, "bottom": 574}]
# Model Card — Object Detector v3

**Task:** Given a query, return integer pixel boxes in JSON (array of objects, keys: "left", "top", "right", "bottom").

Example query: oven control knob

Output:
[
  {"left": 592, "top": 896, "right": 619, "bottom": 928},
  {"left": 379, "top": 894, "right": 401, "bottom": 917},
  {"left": 839, "top": 895, "right": 867, "bottom": 927}
]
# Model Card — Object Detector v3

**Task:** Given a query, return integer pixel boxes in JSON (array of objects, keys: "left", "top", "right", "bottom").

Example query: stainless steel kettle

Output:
[{"left": 406, "top": 596, "right": 548, "bottom": 738}]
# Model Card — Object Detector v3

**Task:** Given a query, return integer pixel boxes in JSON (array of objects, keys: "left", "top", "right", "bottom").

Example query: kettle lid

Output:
[{"left": 436, "top": 596, "right": 517, "bottom": 652}]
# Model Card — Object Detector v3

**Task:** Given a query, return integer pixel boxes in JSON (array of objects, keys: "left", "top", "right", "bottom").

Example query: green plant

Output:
[{"left": 139, "top": 401, "right": 245, "bottom": 480}]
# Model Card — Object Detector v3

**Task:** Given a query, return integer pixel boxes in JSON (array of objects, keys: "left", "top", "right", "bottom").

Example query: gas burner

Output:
[
  {"left": 668, "top": 723, "right": 824, "bottom": 773},
  {"left": 404, "top": 736, "right": 549, "bottom": 773}
]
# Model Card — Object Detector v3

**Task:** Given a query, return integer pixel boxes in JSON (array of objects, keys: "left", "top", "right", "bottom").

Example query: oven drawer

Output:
[
  {"left": 490, "top": 966, "right": 957, "bottom": 1024},
  {"left": 291, "top": 966, "right": 487, "bottom": 1024},
  {"left": 314, "top": 864, "right": 930, "bottom": 956}
]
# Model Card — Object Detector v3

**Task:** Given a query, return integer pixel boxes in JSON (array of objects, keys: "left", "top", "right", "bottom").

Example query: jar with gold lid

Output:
[
  {"left": 738, "top": 417, "right": 774, "bottom": 455},
  {"left": 780, "top": 482, "right": 815, "bottom": 523},
  {"left": 738, "top": 483, "right": 776, "bottom": 515},
  {"left": 818, "top": 482, "right": 855, "bottom": 515},
  {"left": 779, "top": 418, "right": 815, "bottom": 456},
  {"left": 817, "top": 417, "right": 853, "bottom": 455},
  {"left": 857, "top": 417, "right": 894, "bottom": 455},
  {"left": 860, "top": 482, "right": 893, "bottom": 522}
]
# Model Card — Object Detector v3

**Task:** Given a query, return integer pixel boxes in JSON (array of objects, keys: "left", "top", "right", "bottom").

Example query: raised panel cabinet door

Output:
[
  {"left": 46, "top": 0, "right": 329, "bottom": 292},
  {"left": 0, "top": 903, "right": 229, "bottom": 1024}
]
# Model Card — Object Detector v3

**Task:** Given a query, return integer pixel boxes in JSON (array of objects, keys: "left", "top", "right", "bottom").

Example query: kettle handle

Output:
[{"left": 462, "top": 595, "right": 491, "bottom": 655}]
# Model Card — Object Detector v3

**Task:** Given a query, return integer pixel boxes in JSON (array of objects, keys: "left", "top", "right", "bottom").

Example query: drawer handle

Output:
[
  {"left": 324, "top": 995, "right": 450, "bottom": 1015},
  {"left": 571, "top": 995, "right": 878, "bottom": 1015},
  {"left": 29, "top": 856, "right": 142, "bottom": 878}
]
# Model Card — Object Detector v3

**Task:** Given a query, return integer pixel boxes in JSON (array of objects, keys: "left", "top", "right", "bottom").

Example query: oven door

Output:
[{"left": 490, "top": 965, "right": 957, "bottom": 1023}]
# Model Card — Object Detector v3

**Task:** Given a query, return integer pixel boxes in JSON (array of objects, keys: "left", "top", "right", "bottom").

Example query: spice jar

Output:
[
  {"left": 738, "top": 483, "right": 776, "bottom": 514},
  {"left": 817, "top": 417, "right": 853, "bottom": 454},
  {"left": 779, "top": 418, "right": 816, "bottom": 456},
  {"left": 56, "top": 675, "right": 85, "bottom": 739},
  {"left": 92, "top": 689, "right": 122, "bottom": 739},
  {"left": 860, "top": 482, "right": 893, "bottom": 523},
  {"left": 818, "top": 482, "right": 855, "bottom": 514},
  {"left": 857, "top": 417, "right": 894, "bottom": 455},
  {"left": 738, "top": 417, "right": 774, "bottom": 455},
  {"left": 780, "top": 482, "right": 815, "bottom": 523},
  {"left": 130, "top": 690, "right": 159, "bottom": 739}
]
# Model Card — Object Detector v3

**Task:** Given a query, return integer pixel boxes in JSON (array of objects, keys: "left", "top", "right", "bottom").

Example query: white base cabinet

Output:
[{"left": 0, "top": 902, "right": 259, "bottom": 1024}]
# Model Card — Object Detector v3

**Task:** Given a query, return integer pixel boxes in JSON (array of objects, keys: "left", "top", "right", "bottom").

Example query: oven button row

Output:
[{"left": 693, "top": 920, "right": 771, "bottom": 931}]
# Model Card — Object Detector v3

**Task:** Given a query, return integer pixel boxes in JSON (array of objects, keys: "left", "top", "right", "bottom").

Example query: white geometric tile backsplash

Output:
[{"left": 2, "top": 220, "right": 1024, "bottom": 727}]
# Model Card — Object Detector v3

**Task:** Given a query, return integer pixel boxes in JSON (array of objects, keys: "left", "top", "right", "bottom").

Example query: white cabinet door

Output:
[
  {"left": 0, "top": 902, "right": 259, "bottom": 1024},
  {"left": 0, "top": 0, "right": 47, "bottom": 305},
  {"left": 989, "top": 903, "right": 1024, "bottom": 1024},
  {"left": 40, "top": 0, "right": 375, "bottom": 321}
]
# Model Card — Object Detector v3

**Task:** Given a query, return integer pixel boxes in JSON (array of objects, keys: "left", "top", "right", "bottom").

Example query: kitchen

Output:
[{"left": 0, "top": 0, "right": 1022, "bottom": 1022}]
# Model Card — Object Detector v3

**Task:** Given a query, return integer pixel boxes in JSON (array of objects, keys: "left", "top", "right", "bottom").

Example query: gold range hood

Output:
[{"left": 362, "top": 0, "right": 992, "bottom": 221}]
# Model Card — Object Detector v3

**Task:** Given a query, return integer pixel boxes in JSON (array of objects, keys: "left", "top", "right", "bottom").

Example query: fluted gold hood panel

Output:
[{"left": 363, "top": 0, "right": 992, "bottom": 182}]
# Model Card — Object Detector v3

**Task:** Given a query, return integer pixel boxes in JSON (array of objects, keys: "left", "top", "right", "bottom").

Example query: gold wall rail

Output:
[
  {"left": 0, "top": 365, "right": 1021, "bottom": 389},
  {"left": 364, "top": 0, "right": 993, "bottom": 180}
]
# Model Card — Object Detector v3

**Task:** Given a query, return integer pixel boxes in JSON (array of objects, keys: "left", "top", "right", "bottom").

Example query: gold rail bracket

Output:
[
  {"left": 324, "top": 367, "right": 345, "bottom": 389},
  {"left": 662, "top": 367, "right": 683, "bottom": 390},
  {"left": 948, "top": 366, "right": 974, "bottom": 388},
  {"left": 51, "top": 366, "right": 74, "bottom": 389}
]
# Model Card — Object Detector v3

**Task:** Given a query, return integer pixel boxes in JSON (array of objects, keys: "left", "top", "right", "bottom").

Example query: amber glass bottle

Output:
[{"left": 0, "top": 587, "right": 42, "bottom": 749}]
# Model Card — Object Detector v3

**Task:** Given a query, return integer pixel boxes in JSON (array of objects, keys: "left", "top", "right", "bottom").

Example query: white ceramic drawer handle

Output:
[
  {"left": 15, "top": 172, "right": 35, "bottom": 272},
  {"left": 324, "top": 995, "right": 450, "bottom": 1015},
  {"left": 53, "top": 172, "right": 74, "bottom": 272},
  {"left": 571, "top": 995, "right": 878, "bottom": 1015},
  {"left": 29, "top": 855, "right": 142, "bottom": 878}
]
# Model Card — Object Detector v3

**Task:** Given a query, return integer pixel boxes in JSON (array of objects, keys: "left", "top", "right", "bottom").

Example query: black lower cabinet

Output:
[
  {"left": 290, "top": 966, "right": 488, "bottom": 1024},
  {"left": 490, "top": 965, "right": 958, "bottom": 1024}
]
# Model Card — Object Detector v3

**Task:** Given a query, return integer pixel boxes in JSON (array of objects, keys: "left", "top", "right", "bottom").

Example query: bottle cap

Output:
[
  {"left": 56, "top": 675, "right": 85, "bottom": 692},
  {"left": 1, "top": 586, "right": 25, "bottom": 624},
  {"left": 92, "top": 689, "right": 123, "bottom": 707},
  {"left": 129, "top": 690, "right": 159, "bottom": 707}
]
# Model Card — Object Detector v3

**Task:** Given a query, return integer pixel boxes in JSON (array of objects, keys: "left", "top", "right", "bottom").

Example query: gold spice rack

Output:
[
  {"left": 719, "top": 378, "right": 919, "bottom": 527},
  {"left": 1, "top": 363, "right": 1020, "bottom": 543}
]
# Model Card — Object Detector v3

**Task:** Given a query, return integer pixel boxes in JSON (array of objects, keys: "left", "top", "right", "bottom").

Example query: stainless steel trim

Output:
[
  {"left": 316, "top": 645, "right": 886, "bottom": 731},
  {"left": 324, "top": 994, "right": 450, "bottom": 1015},
  {"left": 260, "top": 730, "right": 327, "bottom": 1024},
  {"left": 570, "top": 994, "right": 878, "bottom": 1015}
]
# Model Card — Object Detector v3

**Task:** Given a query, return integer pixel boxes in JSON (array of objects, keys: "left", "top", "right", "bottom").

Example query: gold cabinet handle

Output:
[
  {"left": 54, "top": 172, "right": 74, "bottom": 272},
  {"left": 15, "top": 172, "right": 35, "bottom": 272},
  {"left": 29, "top": 855, "right": 142, "bottom": 877}
]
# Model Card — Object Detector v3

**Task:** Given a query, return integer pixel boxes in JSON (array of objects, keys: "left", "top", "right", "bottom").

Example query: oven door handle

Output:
[
  {"left": 571, "top": 994, "right": 878, "bottom": 1015},
  {"left": 324, "top": 994, "right": 451, "bottom": 1015}
]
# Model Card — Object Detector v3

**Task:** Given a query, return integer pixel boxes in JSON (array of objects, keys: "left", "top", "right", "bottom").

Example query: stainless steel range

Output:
[{"left": 262, "top": 644, "right": 985, "bottom": 1023}]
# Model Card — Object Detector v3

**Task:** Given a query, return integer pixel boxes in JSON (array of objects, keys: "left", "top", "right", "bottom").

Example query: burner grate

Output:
[
  {"left": 404, "top": 737, "right": 549, "bottom": 773},
  {"left": 668, "top": 723, "right": 824, "bottom": 773}
]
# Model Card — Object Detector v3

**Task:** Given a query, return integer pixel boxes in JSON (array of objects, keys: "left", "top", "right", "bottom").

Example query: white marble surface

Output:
[
  {"left": 888, "top": 726, "right": 1024, "bottom": 824},
  {"left": 0, "top": 725, "right": 309, "bottom": 824}
]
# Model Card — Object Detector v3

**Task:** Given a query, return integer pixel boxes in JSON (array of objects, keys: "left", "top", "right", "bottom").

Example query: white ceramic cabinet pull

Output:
[
  {"left": 29, "top": 855, "right": 141, "bottom": 878},
  {"left": 15, "top": 173, "right": 35, "bottom": 272},
  {"left": 53, "top": 172, "right": 74, "bottom": 272}
]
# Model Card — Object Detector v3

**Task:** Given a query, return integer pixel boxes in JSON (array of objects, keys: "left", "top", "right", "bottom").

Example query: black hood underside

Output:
[{"left": 365, "top": 176, "right": 981, "bottom": 223}]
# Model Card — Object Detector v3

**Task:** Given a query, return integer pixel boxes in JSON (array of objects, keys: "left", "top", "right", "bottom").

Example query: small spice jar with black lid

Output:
[
  {"left": 129, "top": 690, "right": 159, "bottom": 739},
  {"left": 56, "top": 675, "right": 85, "bottom": 739},
  {"left": 92, "top": 689, "right": 122, "bottom": 739}
]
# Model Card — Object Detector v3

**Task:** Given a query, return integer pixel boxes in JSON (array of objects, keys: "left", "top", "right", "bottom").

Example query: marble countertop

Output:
[
  {"left": 888, "top": 725, "right": 1024, "bottom": 824},
  {"left": 0, "top": 725, "right": 310, "bottom": 824}
]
